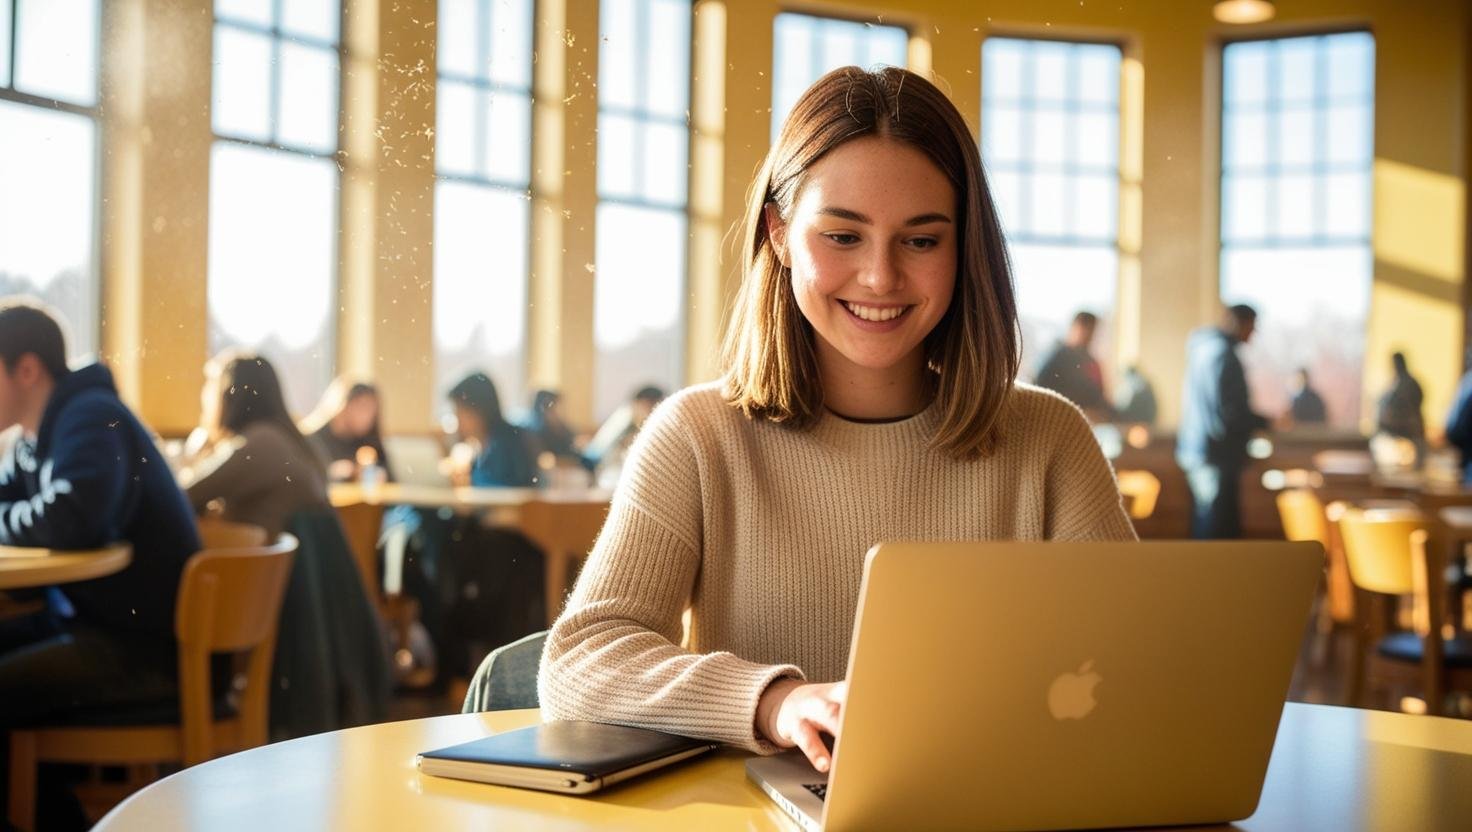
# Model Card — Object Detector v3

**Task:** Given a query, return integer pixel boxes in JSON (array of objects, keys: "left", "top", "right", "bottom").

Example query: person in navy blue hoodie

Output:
[{"left": 0, "top": 300, "right": 201, "bottom": 725}]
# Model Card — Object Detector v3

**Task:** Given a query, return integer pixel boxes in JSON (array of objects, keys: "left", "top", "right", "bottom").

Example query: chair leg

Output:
[
  {"left": 1345, "top": 622, "right": 1368, "bottom": 708},
  {"left": 8, "top": 730, "right": 37, "bottom": 832}
]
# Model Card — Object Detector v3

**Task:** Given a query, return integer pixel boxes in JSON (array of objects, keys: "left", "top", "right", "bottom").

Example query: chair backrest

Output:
[
  {"left": 174, "top": 533, "right": 297, "bottom": 765},
  {"left": 1114, "top": 469, "right": 1160, "bottom": 520},
  {"left": 1276, "top": 488, "right": 1329, "bottom": 546},
  {"left": 196, "top": 518, "right": 269, "bottom": 550},
  {"left": 1336, "top": 507, "right": 1426, "bottom": 596},
  {"left": 462, "top": 630, "right": 547, "bottom": 713}
]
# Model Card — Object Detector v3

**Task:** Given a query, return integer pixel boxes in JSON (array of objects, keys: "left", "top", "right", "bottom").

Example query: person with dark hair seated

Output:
[
  {"left": 446, "top": 372, "right": 536, "bottom": 487},
  {"left": 0, "top": 300, "right": 202, "bottom": 825},
  {"left": 1034, "top": 311, "right": 1112, "bottom": 421},
  {"left": 523, "top": 389, "right": 579, "bottom": 464},
  {"left": 300, "top": 377, "right": 393, "bottom": 483},
  {"left": 178, "top": 351, "right": 331, "bottom": 536}
]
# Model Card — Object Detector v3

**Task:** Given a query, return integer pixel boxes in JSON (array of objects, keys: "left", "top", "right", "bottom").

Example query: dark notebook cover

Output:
[{"left": 420, "top": 721, "right": 718, "bottom": 778}]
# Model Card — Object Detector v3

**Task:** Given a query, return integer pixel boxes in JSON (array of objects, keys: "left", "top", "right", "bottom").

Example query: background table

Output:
[
  {"left": 0, "top": 544, "right": 132, "bottom": 590},
  {"left": 95, "top": 703, "right": 1472, "bottom": 831}
]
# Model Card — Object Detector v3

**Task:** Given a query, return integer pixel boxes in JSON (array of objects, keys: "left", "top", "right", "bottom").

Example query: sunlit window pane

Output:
[
  {"left": 597, "top": 0, "right": 691, "bottom": 419},
  {"left": 982, "top": 37, "right": 1122, "bottom": 376},
  {"left": 644, "top": 0, "right": 690, "bottom": 120},
  {"left": 1224, "top": 41, "right": 1269, "bottom": 107},
  {"left": 1276, "top": 108, "right": 1314, "bottom": 168},
  {"left": 771, "top": 13, "right": 906, "bottom": 139},
  {"left": 434, "top": 0, "right": 534, "bottom": 414},
  {"left": 1224, "top": 246, "right": 1372, "bottom": 425},
  {"left": 208, "top": 143, "right": 337, "bottom": 414},
  {"left": 1076, "top": 45, "right": 1118, "bottom": 105},
  {"left": 1220, "top": 32, "right": 1374, "bottom": 426},
  {"left": 1327, "top": 105, "right": 1371, "bottom": 165},
  {"left": 14, "top": 0, "right": 99, "bottom": 107},
  {"left": 594, "top": 204, "right": 685, "bottom": 419},
  {"left": 599, "top": 0, "right": 638, "bottom": 111},
  {"left": 483, "top": 90, "right": 531, "bottom": 185},
  {"left": 596, "top": 113, "right": 637, "bottom": 198},
  {"left": 488, "top": 0, "right": 533, "bottom": 88},
  {"left": 436, "top": 79, "right": 477, "bottom": 176},
  {"left": 433, "top": 181, "right": 529, "bottom": 410},
  {"left": 0, "top": 2, "right": 13, "bottom": 88},
  {"left": 215, "top": 0, "right": 272, "bottom": 27},
  {"left": 1277, "top": 38, "right": 1317, "bottom": 105},
  {"left": 277, "top": 41, "right": 339, "bottom": 154},
  {"left": 1012, "top": 244, "right": 1118, "bottom": 382},
  {"left": 640, "top": 121, "right": 687, "bottom": 205},
  {"left": 0, "top": 101, "right": 97, "bottom": 360},
  {"left": 212, "top": 26, "right": 273, "bottom": 142},
  {"left": 981, "top": 105, "right": 1022, "bottom": 163},
  {"left": 438, "top": 0, "right": 478, "bottom": 77},
  {"left": 982, "top": 38, "right": 1024, "bottom": 103},
  {"left": 281, "top": 0, "right": 338, "bottom": 43}
]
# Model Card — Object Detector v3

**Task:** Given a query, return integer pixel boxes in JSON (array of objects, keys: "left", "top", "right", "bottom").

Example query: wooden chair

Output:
[
  {"left": 1336, "top": 508, "right": 1472, "bottom": 716},
  {"left": 196, "top": 517, "right": 268, "bottom": 549},
  {"left": 520, "top": 499, "right": 610, "bottom": 623},
  {"left": 7, "top": 534, "right": 298, "bottom": 831},
  {"left": 1279, "top": 491, "right": 1355, "bottom": 630},
  {"left": 1115, "top": 469, "right": 1161, "bottom": 521}
]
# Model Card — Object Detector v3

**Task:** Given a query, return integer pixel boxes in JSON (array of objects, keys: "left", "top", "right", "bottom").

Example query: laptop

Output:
[
  {"left": 383, "top": 434, "right": 451, "bottom": 487},
  {"left": 747, "top": 540, "right": 1323, "bottom": 832}
]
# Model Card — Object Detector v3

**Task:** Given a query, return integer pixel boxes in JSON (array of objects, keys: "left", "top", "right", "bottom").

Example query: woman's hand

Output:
[{"left": 756, "top": 678, "right": 848, "bottom": 773}]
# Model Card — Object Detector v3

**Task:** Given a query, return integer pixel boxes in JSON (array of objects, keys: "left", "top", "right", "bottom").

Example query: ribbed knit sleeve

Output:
[
  {"left": 1034, "top": 390, "right": 1138, "bottom": 542},
  {"left": 539, "top": 394, "right": 804, "bottom": 752}
]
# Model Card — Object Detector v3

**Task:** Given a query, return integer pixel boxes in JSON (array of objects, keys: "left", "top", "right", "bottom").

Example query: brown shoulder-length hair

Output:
[{"left": 721, "top": 65, "right": 1020, "bottom": 459}]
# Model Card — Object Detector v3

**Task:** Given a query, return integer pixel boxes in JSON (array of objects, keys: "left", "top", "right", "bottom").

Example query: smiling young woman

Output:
[{"left": 539, "top": 66, "right": 1135, "bottom": 773}]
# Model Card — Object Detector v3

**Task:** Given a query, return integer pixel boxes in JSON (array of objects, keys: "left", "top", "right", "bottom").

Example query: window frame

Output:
[
  {"left": 0, "top": 0, "right": 106, "bottom": 358},
  {"left": 592, "top": 0, "right": 695, "bottom": 420},
  {"left": 207, "top": 0, "right": 347, "bottom": 395},
  {"left": 431, "top": 0, "right": 538, "bottom": 414}
]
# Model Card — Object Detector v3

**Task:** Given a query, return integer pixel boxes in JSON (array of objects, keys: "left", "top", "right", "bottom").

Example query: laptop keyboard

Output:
[{"left": 803, "top": 783, "right": 828, "bottom": 801}]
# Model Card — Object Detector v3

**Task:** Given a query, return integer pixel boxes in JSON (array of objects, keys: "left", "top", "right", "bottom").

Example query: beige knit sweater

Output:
[{"left": 539, "top": 380, "right": 1136, "bottom": 752}]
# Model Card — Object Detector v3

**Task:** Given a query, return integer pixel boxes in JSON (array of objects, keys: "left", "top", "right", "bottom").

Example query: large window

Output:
[
  {"left": 1220, "top": 32, "right": 1374, "bottom": 427},
  {"left": 0, "top": 0, "right": 101, "bottom": 362},
  {"left": 981, "top": 37, "right": 1122, "bottom": 386},
  {"left": 209, "top": 0, "right": 341, "bottom": 413},
  {"left": 594, "top": 0, "right": 690, "bottom": 420},
  {"left": 771, "top": 13, "right": 907, "bottom": 139},
  {"left": 434, "top": 0, "right": 533, "bottom": 419}
]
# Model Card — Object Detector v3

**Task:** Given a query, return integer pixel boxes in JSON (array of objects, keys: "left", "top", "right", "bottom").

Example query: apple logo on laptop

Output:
[{"left": 1048, "top": 660, "right": 1101, "bottom": 720}]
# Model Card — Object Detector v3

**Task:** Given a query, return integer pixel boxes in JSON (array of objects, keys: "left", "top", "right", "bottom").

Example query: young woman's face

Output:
[
  {"left": 769, "top": 136, "right": 957, "bottom": 374},
  {"left": 340, "top": 394, "right": 379, "bottom": 437}
]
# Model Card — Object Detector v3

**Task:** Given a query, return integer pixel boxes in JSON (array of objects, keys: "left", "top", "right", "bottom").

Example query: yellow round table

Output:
[
  {"left": 0, "top": 543, "right": 132, "bottom": 590},
  {"left": 93, "top": 702, "right": 1472, "bottom": 830}
]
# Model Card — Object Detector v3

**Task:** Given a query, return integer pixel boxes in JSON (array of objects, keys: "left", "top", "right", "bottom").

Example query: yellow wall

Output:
[{"left": 96, "top": 0, "right": 1469, "bottom": 434}]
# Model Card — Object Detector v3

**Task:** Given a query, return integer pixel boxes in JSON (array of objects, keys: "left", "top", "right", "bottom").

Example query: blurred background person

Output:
[
  {"left": 446, "top": 372, "right": 536, "bottom": 487},
  {"left": 523, "top": 389, "right": 580, "bottom": 464},
  {"left": 1033, "top": 311, "right": 1112, "bottom": 421},
  {"left": 178, "top": 351, "right": 331, "bottom": 536},
  {"left": 1288, "top": 367, "right": 1328, "bottom": 426},
  {"left": 1374, "top": 351, "right": 1426, "bottom": 467},
  {"left": 1177, "top": 304, "right": 1269, "bottom": 539},
  {"left": 581, "top": 384, "right": 666, "bottom": 487},
  {"left": 301, "top": 378, "right": 392, "bottom": 483},
  {"left": 1112, "top": 364, "right": 1158, "bottom": 426},
  {"left": 1445, "top": 350, "right": 1472, "bottom": 486}
]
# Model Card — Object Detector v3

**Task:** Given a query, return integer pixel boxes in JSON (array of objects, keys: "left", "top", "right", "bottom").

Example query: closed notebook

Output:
[{"left": 416, "top": 720, "right": 721, "bottom": 794}]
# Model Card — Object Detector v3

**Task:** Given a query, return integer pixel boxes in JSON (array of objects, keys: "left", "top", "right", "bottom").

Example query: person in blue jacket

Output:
[
  {"left": 1176, "top": 304, "right": 1270, "bottom": 539},
  {"left": 0, "top": 300, "right": 202, "bottom": 725},
  {"left": 447, "top": 372, "right": 536, "bottom": 487},
  {"left": 1446, "top": 351, "right": 1472, "bottom": 486}
]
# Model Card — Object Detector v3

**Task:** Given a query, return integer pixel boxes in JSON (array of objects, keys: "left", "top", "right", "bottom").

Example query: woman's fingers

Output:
[
  {"left": 791, "top": 719, "right": 833, "bottom": 773},
  {"left": 798, "top": 693, "right": 843, "bottom": 738}
]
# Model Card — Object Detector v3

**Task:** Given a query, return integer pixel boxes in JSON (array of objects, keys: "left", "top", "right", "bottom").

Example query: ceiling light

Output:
[{"left": 1214, "top": 0, "right": 1276, "bottom": 24}]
